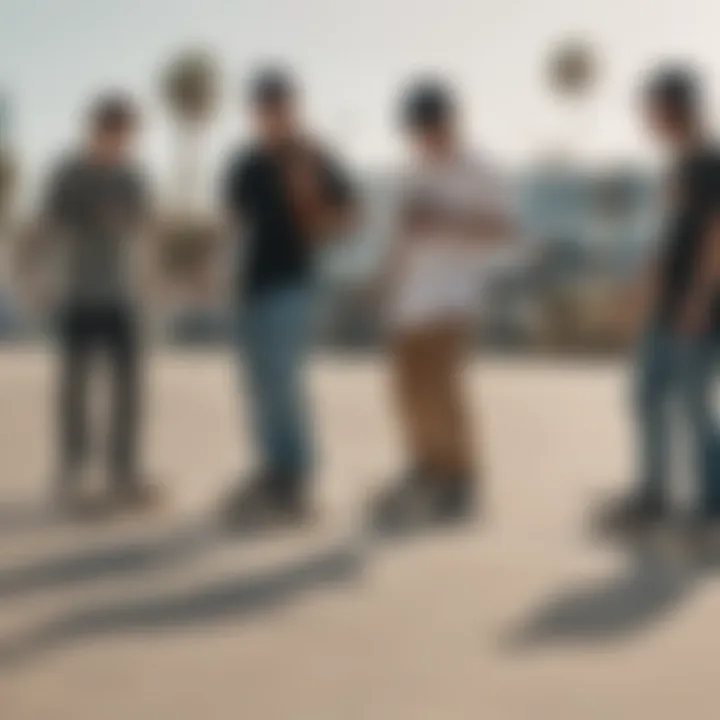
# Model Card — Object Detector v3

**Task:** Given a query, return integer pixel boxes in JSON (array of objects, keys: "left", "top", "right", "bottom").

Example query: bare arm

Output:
[
  {"left": 450, "top": 208, "right": 517, "bottom": 245},
  {"left": 406, "top": 165, "right": 518, "bottom": 246},
  {"left": 403, "top": 204, "right": 517, "bottom": 248},
  {"left": 370, "top": 191, "right": 417, "bottom": 306},
  {"left": 615, "top": 253, "right": 661, "bottom": 341},
  {"left": 312, "top": 195, "right": 358, "bottom": 241},
  {"left": 304, "top": 149, "right": 358, "bottom": 244},
  {"left": 21, "top": 160, "right": 74, "bottom": 312},
  {"left": 677, "top": 213, "right": 720, "bottom": 335}
]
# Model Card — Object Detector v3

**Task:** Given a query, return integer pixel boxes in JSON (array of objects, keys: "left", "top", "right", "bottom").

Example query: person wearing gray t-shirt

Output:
[
  {"left": 43, "top": 92, "right": 157, "bottom": 515},
  {"left": 48, "top": 154, "right": 145, "bottom": 307}
]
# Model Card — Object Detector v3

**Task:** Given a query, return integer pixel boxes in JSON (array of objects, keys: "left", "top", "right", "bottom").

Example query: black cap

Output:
[
  {"left": 248, "top": 66, "right": 297, "bottom": 106},
  {"left": 400, "top": 78, "right": 456, "bottom": 130},
  {"left": 90, "top": 91, "right": 139, "bottom": 133},
  {"left": 644, "top": 64, "right": 701, "bottom": 119}
]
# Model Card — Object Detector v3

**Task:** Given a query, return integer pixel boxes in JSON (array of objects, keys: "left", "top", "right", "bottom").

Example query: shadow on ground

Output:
[
  {"left": 0, "top": 501, "right": 61, "bottom": 536},
  {"left": 0, "top": 541, "right": 363, "bottom": 668},
  {"left": 0, "top": 520, "right": 219, "bottom": 600},
  {"left": 501, "top": 539, "right": 705, "bottom": 651}
]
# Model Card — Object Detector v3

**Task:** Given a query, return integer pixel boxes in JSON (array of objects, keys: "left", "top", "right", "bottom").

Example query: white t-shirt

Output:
[{"left": 388, "top": 152, "right": 515, "bottom": 329}]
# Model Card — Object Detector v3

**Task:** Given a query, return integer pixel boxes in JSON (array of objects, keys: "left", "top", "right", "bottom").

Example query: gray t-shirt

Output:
[{"left": 45, "top": 154, "right": 147, "bottom": 307}]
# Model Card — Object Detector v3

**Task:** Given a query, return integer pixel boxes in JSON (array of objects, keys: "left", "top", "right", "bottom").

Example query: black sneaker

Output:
[
  {"left": 370, "top": 468, "right": 475, "bottom": 534},
  {"left": 684, "top": 511, "right": 720, "bottom": 558},
  {"left": 369, "top": 468, "right": 432, "bottom": 533},
  {"left": 54, "top": 469, "right": 107, "bottom": 521},
  {"left": 435, "top": 480, "right": 476, "bottom": 523},
  {"left": 112, "top": 477, "right": 166, "bottom": 515},
  {"left": 220, "top": 473, "right": 313, "bottom": 532},
  {"left": 593, "top": 492, "right": 666, "bottom": 539}
]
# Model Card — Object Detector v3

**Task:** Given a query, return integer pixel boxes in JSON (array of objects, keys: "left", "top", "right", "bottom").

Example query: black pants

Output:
[{"left": 58, "top": 304, "right": 140, "bottom": 487}]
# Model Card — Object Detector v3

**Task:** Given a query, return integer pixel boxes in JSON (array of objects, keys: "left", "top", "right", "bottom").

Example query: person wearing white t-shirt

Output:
[{"left": 371, "top": 79, "right": 517, "bottom": 530}]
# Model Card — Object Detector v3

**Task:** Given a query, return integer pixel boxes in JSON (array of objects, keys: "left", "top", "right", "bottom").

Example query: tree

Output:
[
  {"left": 161, "top": 48, "right": 220, "bottom": 213},
  {"left": 548, "top": 40, "right": 597, "bottom": 99},
  {"left": 545, "top": 39, "right": 599, "bottom": 164},
  {"left": 157, "top": 49, "right": 223, "bottom": 300},
  {"left": 0, "top": 148, "right": 16, "bottom": 227}
]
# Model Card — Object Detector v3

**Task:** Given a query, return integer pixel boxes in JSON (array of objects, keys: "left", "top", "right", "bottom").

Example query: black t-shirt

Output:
[
  {"left": 657, "top": 146, "right": 720, "bottom": 329},
  {"left": 223, "top": 141, "right": 353, "bottom": 297}
]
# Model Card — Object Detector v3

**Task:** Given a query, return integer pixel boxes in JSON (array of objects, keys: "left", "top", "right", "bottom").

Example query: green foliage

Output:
[
  {"left": 162, "top": 49, "right": 219, "bottom": 124},
  {"left": 0, "top": 149, "right": 17, "bottom": 218},
  {"left": 548, "top": 41, "right": 597, "bottom": 97}
]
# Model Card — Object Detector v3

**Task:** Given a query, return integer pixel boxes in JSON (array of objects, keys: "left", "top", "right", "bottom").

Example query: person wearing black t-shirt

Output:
[
  {"left": 220, "top": 68, "right": 355, "bottom": 528},
  {"left": 611, "top": 67, "right": 720, "bottom": 532}
]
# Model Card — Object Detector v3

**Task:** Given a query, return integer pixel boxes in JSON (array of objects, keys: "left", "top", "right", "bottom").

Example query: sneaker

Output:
[
  {"left": 112, "top": 478, "right": 166, "bottom": 515},
  {"left": 220, "top": 473, "right": 313, "bottom": 532},
  {"left": 684, "top": 512, "right": 720, "bottom": 558},
  {"left": 369, "top": 468, "right": 474, "bottom": 534},
  {"left": 54, "top": 469, "right": 109, "bottom": 521},
  {"left": 593, "top": 491, "right": 666, "bottom": 539},
  {"left": 56, "top": 489, "right": 113, "bottom": 521},
  {"left": 435, "top": 480, "right": 476, "bottom": 523}
]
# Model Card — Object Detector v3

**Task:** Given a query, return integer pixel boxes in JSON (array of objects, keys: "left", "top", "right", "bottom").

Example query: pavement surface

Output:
[{"left": 0, "top": 349, "right": 717, "bottom": 720}]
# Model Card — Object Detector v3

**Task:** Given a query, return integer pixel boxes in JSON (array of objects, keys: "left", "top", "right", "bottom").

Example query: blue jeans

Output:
[
  {"left": 240, "top": 285, "right": 314, "bottom": 490},
  {"left": 635, "top": 323, "right": 720, "bottom": 514}
]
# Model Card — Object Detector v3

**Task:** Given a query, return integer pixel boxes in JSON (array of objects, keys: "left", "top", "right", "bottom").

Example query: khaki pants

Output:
[{"left": 391, "top": 322, "right": 474, "bottom": 480}]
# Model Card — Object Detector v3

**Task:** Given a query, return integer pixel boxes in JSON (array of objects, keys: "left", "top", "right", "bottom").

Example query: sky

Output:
[{"left": 3, "top": 0, "right": 720, "bottom": 199}]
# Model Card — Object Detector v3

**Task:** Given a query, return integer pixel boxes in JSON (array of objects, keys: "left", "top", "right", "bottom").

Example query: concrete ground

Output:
[{"left": 0, "top": 349, "right": 717, "bottom": 720}]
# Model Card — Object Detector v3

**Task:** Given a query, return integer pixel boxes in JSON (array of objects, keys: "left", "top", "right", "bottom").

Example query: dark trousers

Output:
[{"left": 58, "top": 304, "right": 140, "bottom": 486}]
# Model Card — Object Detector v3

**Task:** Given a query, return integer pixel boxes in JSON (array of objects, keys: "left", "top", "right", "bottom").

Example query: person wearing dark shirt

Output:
[
  {"left": 43, "top": 93, "right": 156, "bottom": 516},
  {"left": 610, "top": 67, "right": 720, "bottom": 534},
  {"left": 221, "top": 68, "right": 355, "bottom": 527}
]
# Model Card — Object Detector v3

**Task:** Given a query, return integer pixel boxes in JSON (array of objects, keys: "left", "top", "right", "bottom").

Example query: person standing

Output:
[
  {"left": 608, "top": 67, "right": 720, "bottom": 533},
  {"left": 370, "top": 79, "right": 517, "bottom": 530},
  {"left": 44, "top": 93, "right": 155, "bottom": 515},
  {"left": 221, "top": 68, "right": 356, "bottom": 528}
]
